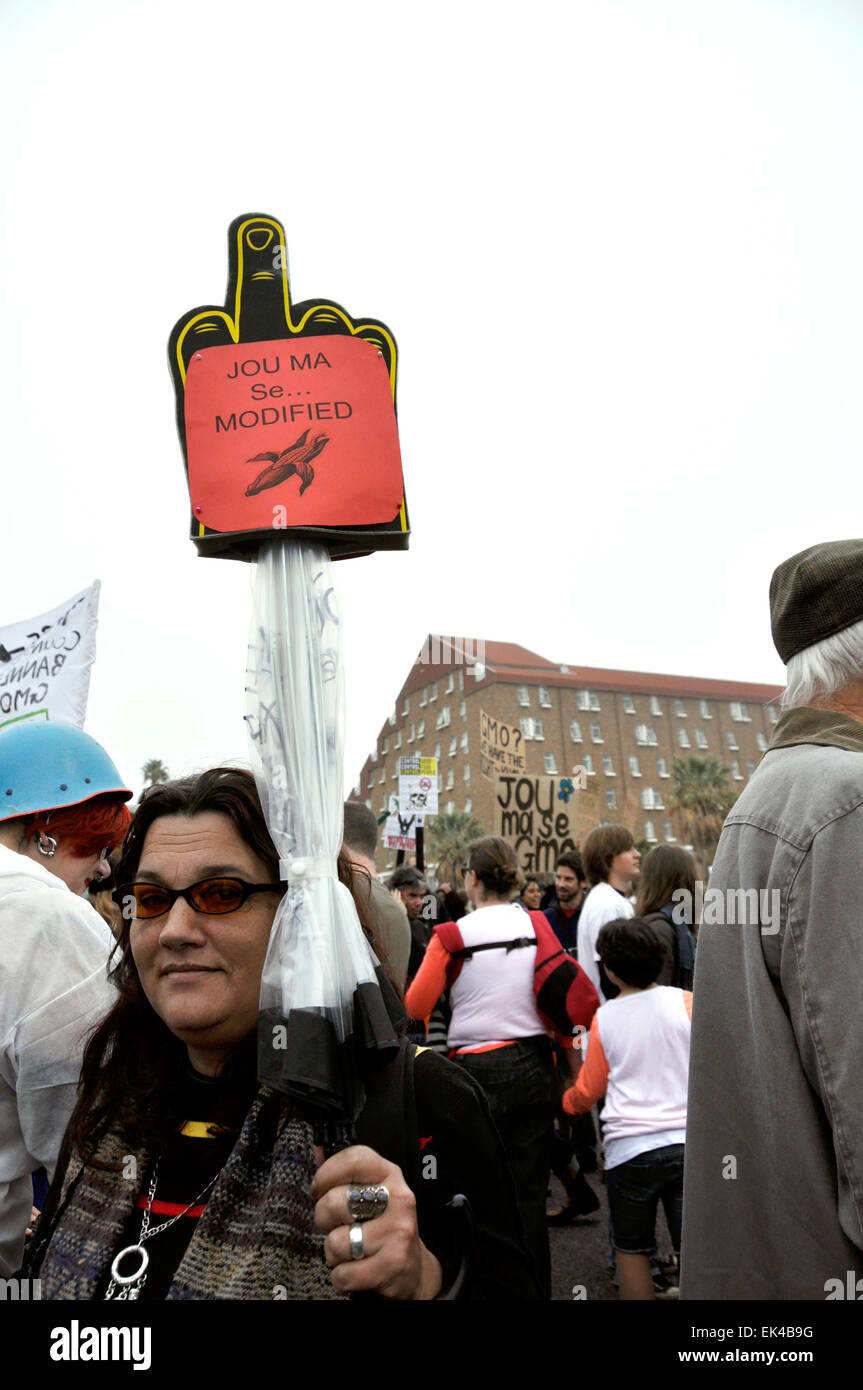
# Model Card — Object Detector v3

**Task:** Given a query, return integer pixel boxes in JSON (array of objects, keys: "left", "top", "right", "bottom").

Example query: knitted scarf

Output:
[{"left": 35, "top": 1086, "right": 346, "bottom": 1301}]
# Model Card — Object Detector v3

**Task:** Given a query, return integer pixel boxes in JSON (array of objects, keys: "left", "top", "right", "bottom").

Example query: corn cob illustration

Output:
[{"left": 244, "top": 429, "right": 330, "bottom": 497}]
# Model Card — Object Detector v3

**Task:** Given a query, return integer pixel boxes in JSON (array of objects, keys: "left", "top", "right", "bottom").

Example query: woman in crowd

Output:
[
  {"left": 0, "top": 719, "right": 131, "bottom": 1275},
  {"left": 633, "top": 844, "right": 697, "bottom": 989},
  {"left": 516, "top": 875, "right": 543, "bottom": 912},
  {"left": 405, "top": 836, "right": 597, "bottom": 1298},
  {"left": 25, "top": 769, "right": 538, "bottom": 1300}
]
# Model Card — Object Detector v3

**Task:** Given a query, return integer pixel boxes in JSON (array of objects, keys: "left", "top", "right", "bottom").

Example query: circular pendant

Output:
[{"left": 110, "top": 1243, "right": 149, "bottom": 1287}]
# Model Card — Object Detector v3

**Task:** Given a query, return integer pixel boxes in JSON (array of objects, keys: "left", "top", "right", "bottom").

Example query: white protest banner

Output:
[
  {"left": 397, "top": 755, "right": 438, "bottom": 816},
  {"left": 0, "top": 583, "right": 100, "bottom": 730},
  {"left": 480, "top": 709, "right": 526, "bottom": 781}
]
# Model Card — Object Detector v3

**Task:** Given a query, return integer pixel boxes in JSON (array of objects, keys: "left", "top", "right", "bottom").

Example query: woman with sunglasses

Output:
[
  {"left": 25, "top": 768, "right": 538, "bottom": 1300},
  {"left": 0, "top": 719, "right": 132, "bottom": 1277}
]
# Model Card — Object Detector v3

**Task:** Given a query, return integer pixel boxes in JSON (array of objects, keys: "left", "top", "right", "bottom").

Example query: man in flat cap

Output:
[{"left": 681, "top": 539, "right": 863, "bottom": 1299}]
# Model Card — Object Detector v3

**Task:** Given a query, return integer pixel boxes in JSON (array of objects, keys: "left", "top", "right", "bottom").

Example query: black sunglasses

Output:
[{"left": 115, "top": 877, "right": 284, "bottom": 920}]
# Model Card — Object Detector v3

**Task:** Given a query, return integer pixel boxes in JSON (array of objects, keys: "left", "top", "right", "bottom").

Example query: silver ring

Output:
[
  {"left": 346, "top": 1183, "right": 389, "bottom": 1222},
  {"left": 110, "top": 1243, "right": 149, "bottom": 1286},
  {"left": 348, "top": 1223, "right": 365, "bottom": 1260}
]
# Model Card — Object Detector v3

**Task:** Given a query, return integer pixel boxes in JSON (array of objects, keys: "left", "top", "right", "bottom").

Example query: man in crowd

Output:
[
  {"left": 342, "top": 800, "right": 410, "bottom": 991},
  {"left": 682, "top": 540, "right": 863, "bottom": 1299},
  {"left": 544, "top": 850, "right": 587, "bottom": 954},
  {"left": 577, "top": 826, "right": 640, "bottom": 1000},
  {"left": 389, "top": 863, "right": 431, "bottom": 989}
]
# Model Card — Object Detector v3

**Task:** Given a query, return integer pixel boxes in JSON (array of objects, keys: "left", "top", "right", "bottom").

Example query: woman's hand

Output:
[{"left": 312, "top": 1145, "right": 442, "bottom": 1300}]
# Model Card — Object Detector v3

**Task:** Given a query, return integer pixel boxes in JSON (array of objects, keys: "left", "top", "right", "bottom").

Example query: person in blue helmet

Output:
[{"left": 0, "top": 719, "right": 132, "bottom": 1276}]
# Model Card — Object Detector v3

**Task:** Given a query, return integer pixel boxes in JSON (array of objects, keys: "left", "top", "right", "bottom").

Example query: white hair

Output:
[{"left": 781, "top": 617, "right": 863, "bottom": 709}]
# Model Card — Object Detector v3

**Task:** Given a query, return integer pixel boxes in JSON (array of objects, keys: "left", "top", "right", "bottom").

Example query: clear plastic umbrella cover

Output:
[{"left": 246, "top": 541, "right": 401, "bottom": 1126}]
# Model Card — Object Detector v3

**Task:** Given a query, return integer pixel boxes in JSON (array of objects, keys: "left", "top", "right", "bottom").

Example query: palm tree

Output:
[
  {"left": 668, "top": 756, "right": 737, "bottom": 880},
  {"left": 426, "top": 809, "right": 486, "bottom": 885},
  {"left": 141, "top": 758, "right": 170, "bottom": 789}
]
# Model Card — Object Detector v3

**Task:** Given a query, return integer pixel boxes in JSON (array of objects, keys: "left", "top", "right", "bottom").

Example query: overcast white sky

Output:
[{"left": 1, "top": 0, "right": 861, "bottom": 798}]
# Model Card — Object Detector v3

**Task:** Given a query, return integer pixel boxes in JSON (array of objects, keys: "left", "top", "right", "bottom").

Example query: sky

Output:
[{"left": 1, "top": 0, "right": 861, "bottom": 799}]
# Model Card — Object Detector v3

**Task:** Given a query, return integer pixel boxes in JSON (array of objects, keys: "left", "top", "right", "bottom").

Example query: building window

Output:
[
  {"left": 417, "top": 718, "right": 425, "bottom": 738},
  {"left": 445, "top": 768, "right": 454, "bottom": 790},
  {"left": 436, "top": 773, "right": 442, "bottom": 791},
  {"left": 380, "top": 799, "right": 387, "bottom": 815},
  {"left": 730, "top": 702, "right": 750, "bottom": 722},
  {"left": 623, "top": 694, "right": 635, "bottom": 714},
  {"left": 641, "top": 787, "right": 664, "bottom": 810},
  {"left": 429, "top": 682, "right": 438, "bottom": 702},
  {"left": 726, "top": 730, "right": 739, "bottom": 751},
  {"left": 408, "top": 722, "right": 415, "bottom": 743},
  {"left": 401, "top": 697, "right": 410, "bottom": 717},
  {"left": 731, "top": 759, "right": 743, "bottom": 780},
  {"left": 435, "top": 706, "right": 451, "bottom": 730},
  {"left": 606, "top": 788, "right": 617, "bottom": 809},
  {"left": 569, "top": 720, "right": 582, "bottom": 743},
  {"left": 700, "top": 699, "right": 712, "bottom": 719},
  {"left": 520, "top": 718, "right": 533, "bottom": 740},
  {"left": 645, "top": 819, "right": 657, "bottom": 843},
  {"left": 517, "top": 685, "right": 530, "bottom": 707},
  {"left": 678, "top": 728, "right": 691, "bottom": 749},
  {"left": 538, "top": 686, "right": 552, "bottom": 708},
  {"left": 746, "top": 760, "right": 755, "bottom": 777},
  {"left": 446, "top": 673, "right": 454, "bottom": 694},
  {"left": 446, "top": 800, "right": 455, "bottom": 815},
  {"left": 434, "top": 742, "right": 441, "bottom": 760},
  {"left": 602, "top": 755, "right": 615, "bottom": 776},
  {"left": 582, "top": 754, "right": 595, "bottom": 775},
  {"left": 460, "top": 699, "right": 467, "bottom": 719},
  {"left": 544, "top": 752, "right": 558, "bottom": 774},
  {"left": 394, "top": 730, "right": 402, "bottom": 748},
  {"left": 756, "top": 731, "right": 768, "bottom": 752},
  {"left": 674, "top": 699, "right": 686, "bottom": 717},
  {"left": 458, "top": 669, "right": 465, "bottom": 692},
  {"left": 460, "top": 731, "right": 469, "bottom": 751},
  {"left": 378, "top": 768, "right": 385, "bottom": 784},
  {"left": 590, "top": 723, "right": 603, "bottom": 744},
  {"left": 629, "top": 755, "right": 641, "bottom": 777},
  {"left": 695, "top": 728, "right": 708, "bottom": 749},
  {"left": 650, "top": 696, "right": 663, "bottom": 716},
  {"left": 635, "top": 724, "right": 658, "bottom": 746},
  {"left": 533, "top": 719, "right": 545, "bottom": 741},
  {"left": 366, "top": 774, "right": 374, "bottom": 790},
  {"left": 464, "top": 763, "right": 471, "bottom": 783},
  {"left": 577, "top": 689, "right": 600, "bottom": 711},
  {"left": 382, "top": 736, "right": 389, "bottom": 754},
  {"left": 657, "top": 757, "right": 669, "bottom": 777},
  {"left": 392, "top": 768, "right": 399, "bottom": 780},
  {"left": 420, "top": 689, "right": 427, "bottom": 708},
  {"left": 767, "top": 706, "right": 779, "bottom": 724},
  {"left": 464, "top": 796, "right": 471, "bottom": 813},
  {"left": 663, "top": 819, "right": 676, "bottom": 842},
  {"left": 449, "top": 735, "right": 457, "bottom": 756}
]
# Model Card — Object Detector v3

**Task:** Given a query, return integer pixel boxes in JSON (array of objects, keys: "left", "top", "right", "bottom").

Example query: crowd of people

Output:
[{"left": 2, "top": 537, "right": 862, "bottom": 1302}]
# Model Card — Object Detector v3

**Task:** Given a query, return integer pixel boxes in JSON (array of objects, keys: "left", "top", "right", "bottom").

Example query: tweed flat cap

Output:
[{"left": 770, "top": 539, "right": 863, "bottom": 663}]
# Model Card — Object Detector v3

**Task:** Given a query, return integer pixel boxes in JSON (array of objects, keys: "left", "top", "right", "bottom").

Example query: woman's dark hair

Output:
[
  {"left": 67, "top": 767, "right": 381, "bottom": 1162},
  {"left": 634, "top": 844, "right": 697, "bottom": 923},
  {"left": 597, "top": 917, "right": 665, "bottom": 989},
  {"left": 519, "top": 875, "right": 541, "bottom": 899},
  {"left": 465, "top": 836, "right": 519, "bottom": 899},
  {"left": 582, "top": 824, "right": 634, "bottom": 886}
]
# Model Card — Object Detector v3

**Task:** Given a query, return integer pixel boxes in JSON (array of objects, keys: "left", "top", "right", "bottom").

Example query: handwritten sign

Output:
[
  {"left": 398, "top": 755, "right": 438, "bottom": 817},
  {"left": 170, "top": 214, "right": 409, "bottom": 561},
  {"left": 480, "top": 709, "right": 526, "bottom": 781},
  {"left": 495, "top": 775, "right": 578, "bottom": 874},
  {"left": 0, "top": 583, "right": 100, "bottom": 730}
]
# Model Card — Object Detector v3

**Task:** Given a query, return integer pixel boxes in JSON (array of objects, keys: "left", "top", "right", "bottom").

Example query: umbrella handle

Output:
[{"left": 434, "top": 1193, "right": 475, "bottom": 1301}]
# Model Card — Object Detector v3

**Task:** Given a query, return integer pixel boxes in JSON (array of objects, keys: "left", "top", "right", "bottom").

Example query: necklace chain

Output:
[{"left": 104, "top": 1160, "right": 221, "bottom": 1301}]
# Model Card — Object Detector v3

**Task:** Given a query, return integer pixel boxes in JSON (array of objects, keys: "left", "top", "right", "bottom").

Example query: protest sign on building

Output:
[{"left": 479, "top": 709, "right": 526, "bottom": 780}]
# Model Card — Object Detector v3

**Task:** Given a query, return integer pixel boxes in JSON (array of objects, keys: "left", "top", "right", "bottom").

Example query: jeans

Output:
[
  {"left": 453, "top": 1037, "right": 556, "bottom": 1298},
  {"left": 604, "top": 1144, "right": 685, "bottom": 1255}
]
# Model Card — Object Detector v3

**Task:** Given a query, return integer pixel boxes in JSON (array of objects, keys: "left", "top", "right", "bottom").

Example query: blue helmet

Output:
[{"left": 0, "top": 720, "right": 132, "bottom": 821}]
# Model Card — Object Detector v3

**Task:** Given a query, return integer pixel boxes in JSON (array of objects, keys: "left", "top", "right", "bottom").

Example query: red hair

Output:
[{"left": 25, "top": 794, "right": 132, "bottom": 857}]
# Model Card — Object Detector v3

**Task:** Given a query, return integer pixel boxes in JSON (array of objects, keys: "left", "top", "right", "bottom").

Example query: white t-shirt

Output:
[
  {"left": 576, "top": 881, "right": 634, "bottom": 1000},
  {"left": 0, "top": 845, "right": 115, "bottom": 1275}
]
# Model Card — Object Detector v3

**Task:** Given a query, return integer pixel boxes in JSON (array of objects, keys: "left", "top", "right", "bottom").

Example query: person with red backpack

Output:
[{"left": 404, "top": 836, "right": 598, "bottom": 1297}]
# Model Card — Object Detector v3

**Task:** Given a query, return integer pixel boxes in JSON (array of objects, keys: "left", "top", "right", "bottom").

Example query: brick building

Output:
[{"left": 353, "top": 637, "right": 784, "bottom": 873}]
